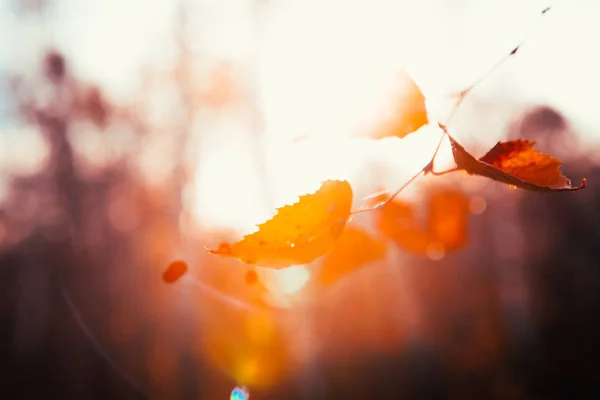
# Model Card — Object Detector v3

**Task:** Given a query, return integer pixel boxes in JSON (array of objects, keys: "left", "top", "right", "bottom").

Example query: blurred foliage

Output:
[{"left": 2, "top": 2, "right": 600, "bottom": 400}]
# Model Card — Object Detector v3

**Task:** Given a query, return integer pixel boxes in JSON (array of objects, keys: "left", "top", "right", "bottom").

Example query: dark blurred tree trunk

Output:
[{"left": 518, "top": 167, "right": 600, "bottom": 398}]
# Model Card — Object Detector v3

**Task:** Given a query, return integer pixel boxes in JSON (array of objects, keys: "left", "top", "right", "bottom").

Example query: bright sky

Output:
[{"left": 2, "top": 0, "right": 600, "bottom": 219}]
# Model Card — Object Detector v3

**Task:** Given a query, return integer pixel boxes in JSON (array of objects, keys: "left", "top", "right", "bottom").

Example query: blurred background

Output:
[{"left": 2, "top": 0, "right": 600, "bottom": 399}]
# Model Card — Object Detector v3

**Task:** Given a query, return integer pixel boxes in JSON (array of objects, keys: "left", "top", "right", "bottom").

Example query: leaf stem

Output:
[
  {"left": 350, "top": 169, "right": 425, "bottom": 215},
  {"left": 349, "top": 5, "right": 556, "bottom": 216},
  {"left": 352, "top": 122, "right": 450, "bottom": 214},
  {"left": 430, "top": 167, "right": 460, "bottom": 176},
  {"left": 443, "top": 5, "right": 554, "bottom": 124}
]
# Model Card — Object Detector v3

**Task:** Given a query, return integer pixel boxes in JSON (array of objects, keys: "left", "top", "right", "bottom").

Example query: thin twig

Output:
[
  {"left": 350, "top": 170, "right": 425, "bottom": 215},
  {"left": 422, "top": 126, "right": 450, "bottom": 175},
  {"left": 352, "top": 4, "right": 555, "bottom": 212},
  {"left": 430, "top": 167, "right": 460, "bottom": 177},
  {"left": 444, "top": 6, "right": 554, "bottom": 125}
]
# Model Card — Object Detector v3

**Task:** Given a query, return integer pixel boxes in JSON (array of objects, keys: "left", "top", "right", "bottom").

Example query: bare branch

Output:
[{"left": 350, "top": 170, "right": 425, "bottom": 216}]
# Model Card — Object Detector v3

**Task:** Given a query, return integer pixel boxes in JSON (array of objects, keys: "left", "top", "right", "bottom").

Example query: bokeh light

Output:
[{"left": 3, "top": 1, "right": 600, "bottom": 399}]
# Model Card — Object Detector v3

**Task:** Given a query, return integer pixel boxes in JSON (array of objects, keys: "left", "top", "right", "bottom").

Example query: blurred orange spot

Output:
[
  {"left": 370, "top": 69, "right": 428, "bottom": 139},
  {"left": 163, "top": 260, "right": 188, "bottom": 283},
  {"left": 199, "top": 306, "right": 294, "bottom": 388},
  {"left": 427, "top": 189, "right": 470, "bottom": 252},
  {"left": 373, "top": 188, "right": 470, "bottom": 255},
  {"left": 245, "top": 312, "right": 277, "bottom": 345},
  {"left": 245, "top": 269, "right": 259, "bottom": 285},
  {"left": 317, "top": 226, "right": 387, "bottom": 287},
  {"left": 192, "top": 248, "right": 300, "bottom": 387},
  {"left": 374, "top": 196, "right": 430, "bottom": 254}
]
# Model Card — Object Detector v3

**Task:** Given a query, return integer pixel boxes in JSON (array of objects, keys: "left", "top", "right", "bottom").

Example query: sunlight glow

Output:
[
  {"left": 269, "top": 266, "right": 311, "bottom": 295},
  {"left": 189, "top": 0, "right": 577, "bottom": 302},
  {"left": 258, "top": 1, "right": 427, "bottom": 142},
  {"left": 190, "top": 1, "right": 446, "bottom": 300},
  {"left": 191, "top": 1, "right": 443, "bottom": 234}
]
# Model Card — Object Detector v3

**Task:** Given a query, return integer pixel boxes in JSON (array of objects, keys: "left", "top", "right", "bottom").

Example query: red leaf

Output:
[
  {"left": 447, "top": 131, "right": 585, "bottom": 192},
  {"left": 163, "top": 260, "right": 188, "bottom": 283}
]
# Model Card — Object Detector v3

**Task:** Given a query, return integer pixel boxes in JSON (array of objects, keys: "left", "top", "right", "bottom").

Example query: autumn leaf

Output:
[
  {"left": 426, "top": 189, "right": 470, "bottom": 252},
  {"left": 478, "top": 140, "right": 568, "bottom": 186},
  {"left": 162, "top": 260, "right": 188, "bottom": 283},
  {"left": 373, "top": 196, "right": 430, "bottom": 254},
  {"left": 445, "top": 128, "right": 585, "bottom": 192},
  {"left": 373, "top": 189, "right": 470, "bottom": 256},
  {"left": 206, "top": 180, "right": 353, "bottom": 268},
  {"left": 371, "top": 69, "right": 428, "bottom": 139},
  {"left": 317, "top": 226, "right": 387, "bottom": 287}
]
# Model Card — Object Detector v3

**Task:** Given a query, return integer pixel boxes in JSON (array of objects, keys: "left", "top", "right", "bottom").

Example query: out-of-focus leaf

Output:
[
  {"left": 206, "top": 180, "right": 353, "bottom": 268},
  {"left": 317, "top": 226, "right": 387, "bottom": 287},
  {"left": 427, "top": 189, "right": 470, "bottom": 252},
  {"left": 162, "top": 260, "right": 188, "bottom": 283},
  {"left": 245, "top": 269, "right": 259, "bottom": 285},
  {"left": 373, "top": 196, "right": 430, "bottom": 254},
  {"left": 373, "top": 189, "right": 471, "bottom": 255},
  {"left": 371, "top": 69, "right": 428, "bottom": 139},
  {"left": 449, "top": 135, "right": 585, "bottom": 192}
]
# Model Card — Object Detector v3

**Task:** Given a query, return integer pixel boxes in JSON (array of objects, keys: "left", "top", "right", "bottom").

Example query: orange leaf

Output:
[
  {"left": 373, "top": 189, "right": 471, "bottom": 256},
  {"left": 371, "top": 69, "right": 428, "bottom": 139},
  {"left": 162, "top": 260, "right": 188, "bottom": 283},
  {"left": 374, "top": 197, "right": 430, "bottom": 254},
  {"left": 426, "top": 189, "right": 470, "bottom": 252},
  {"left": 448, "top": 133, "right": 585, "bottom": 192},
  {"left": 317, "top": 226, "right": 387, "bottom": 287},
  {"left": 206, "top": 180, "right": 353, "bottom": 269}
]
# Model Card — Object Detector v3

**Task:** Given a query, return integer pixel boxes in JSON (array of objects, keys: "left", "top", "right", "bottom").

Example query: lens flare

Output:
[{"left": 231, "top": 386, "right": 249, "bottom": 400}]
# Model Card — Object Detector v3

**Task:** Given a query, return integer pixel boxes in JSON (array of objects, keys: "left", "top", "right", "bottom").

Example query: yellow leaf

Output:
[
  {"left": 371, "top": 69, "right": 428, "bottom": 139},
  {"left": 206, "top": 180, "right": 353, "bottom": 268}
]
